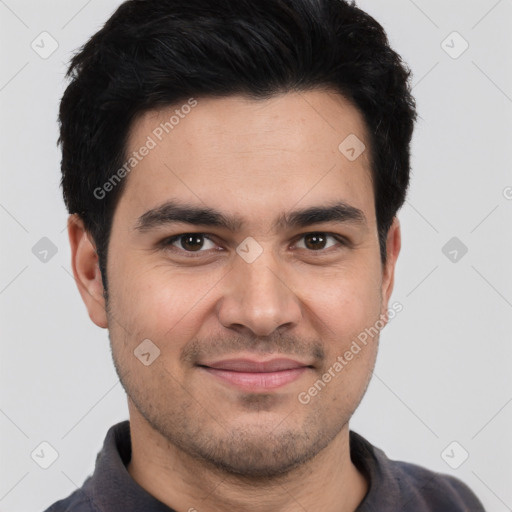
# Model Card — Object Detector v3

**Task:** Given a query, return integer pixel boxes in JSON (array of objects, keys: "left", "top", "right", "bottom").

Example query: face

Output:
[{"left": 72, "top": 89, "right": 400, "bottom": 479}]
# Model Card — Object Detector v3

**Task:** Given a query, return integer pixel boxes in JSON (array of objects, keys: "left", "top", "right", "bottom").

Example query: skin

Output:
[{"left": 69, "top": 88, "right": 401, "bottom": 512}]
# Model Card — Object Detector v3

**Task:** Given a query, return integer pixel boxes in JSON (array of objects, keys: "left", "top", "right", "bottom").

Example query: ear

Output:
[
  {"left": 380, "top": 216, "right": 401, "bottom": 318},
  {"left": 67, "top": 214, "right": 108, "bottom": 328}
]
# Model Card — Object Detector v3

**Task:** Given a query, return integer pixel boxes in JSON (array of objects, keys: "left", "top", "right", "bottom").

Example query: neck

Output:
[{"left": 126, "top": 411, "right": 368, "bottom": 512}]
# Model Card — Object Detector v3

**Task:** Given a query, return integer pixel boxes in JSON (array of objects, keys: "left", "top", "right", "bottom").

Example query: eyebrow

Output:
[{"left": 134, "top": 199, "right": 367, "bottom": 233}]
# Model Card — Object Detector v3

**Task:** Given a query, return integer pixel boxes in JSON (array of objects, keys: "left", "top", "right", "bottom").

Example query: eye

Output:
[
  {"left": 295, "top": 232, "right": 345, "bottom": 251},
  {"left": 162, "top": 233, "right": 218, "bottom": 254},
  {"left": 159, "top": 231, "right": 347, "bottom": 258}
]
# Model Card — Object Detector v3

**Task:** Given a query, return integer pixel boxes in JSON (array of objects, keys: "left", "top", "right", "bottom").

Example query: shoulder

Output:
[
  {"left": 42, "top": 489, "right": 98, "bottom": 512},
  {"left": 390, "top": 459, "right": 486, "bottom": 511},
  {"left": 350, "top": 431, "right": 485, "bottom": 512}
]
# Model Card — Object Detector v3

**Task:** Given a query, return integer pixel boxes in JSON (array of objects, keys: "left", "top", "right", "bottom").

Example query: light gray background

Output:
[{"left": 1, "top": 0, "right": 511, "bottom": 511}]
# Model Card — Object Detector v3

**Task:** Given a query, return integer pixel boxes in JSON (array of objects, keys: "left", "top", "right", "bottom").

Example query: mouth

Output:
[{"left": 197, "top": 357, "right": 314, "bottom": 391}]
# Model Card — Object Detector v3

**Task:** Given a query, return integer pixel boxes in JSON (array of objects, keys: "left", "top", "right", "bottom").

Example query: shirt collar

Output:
[
  {"left": 81, "top": 420, "right": 390, "bottom": 511},
  {"left": 82, "top": 420, "right": 175, "bottom": 511},
  {"left": 349, "top": 430, "right": 401, "bottom": 510}
]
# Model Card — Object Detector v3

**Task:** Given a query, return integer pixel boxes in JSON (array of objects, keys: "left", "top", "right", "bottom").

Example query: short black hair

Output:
[{"left": 59, "top": 0, "right": 417, "bottom": 293}]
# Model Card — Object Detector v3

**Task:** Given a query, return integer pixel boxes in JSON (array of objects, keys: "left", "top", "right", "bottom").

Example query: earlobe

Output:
[
  {"left": 68, "top": 214, "right": 108, "bottom": 328},
  {"left": 381, "top": 216, "right": 401, "bottom": 316}
]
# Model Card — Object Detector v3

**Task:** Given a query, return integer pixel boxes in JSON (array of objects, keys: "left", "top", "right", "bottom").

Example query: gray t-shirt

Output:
[{"left": 43, "top": 420, "right": 486, "bottom": 511}]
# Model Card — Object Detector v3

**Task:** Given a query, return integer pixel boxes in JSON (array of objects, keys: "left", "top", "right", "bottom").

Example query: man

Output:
[{"left": 44, "top": 0, "right": 486, "bottom": 510}]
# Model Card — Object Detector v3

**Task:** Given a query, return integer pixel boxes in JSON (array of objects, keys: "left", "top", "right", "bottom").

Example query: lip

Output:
[
  {"left": 197, "top": 357, "right": 312, "bottom": 391},
  {"left": 199, "top": 357, "right": 311, "bottom": 372}
]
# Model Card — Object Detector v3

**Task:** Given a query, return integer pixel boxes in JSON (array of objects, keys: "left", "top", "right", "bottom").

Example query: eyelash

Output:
[{"left": 159, "top": 232, "right": 349, "bottom": 258}]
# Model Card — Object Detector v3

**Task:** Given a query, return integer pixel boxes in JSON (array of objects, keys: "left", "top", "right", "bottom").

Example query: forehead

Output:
[{"left": 116, "top": 89, "right": 375, "bottom": 231}]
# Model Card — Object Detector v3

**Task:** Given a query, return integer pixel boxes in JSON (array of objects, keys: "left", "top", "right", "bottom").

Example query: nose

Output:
[{"left": 216, "top": 248, "right": 303, "bottom": 337}]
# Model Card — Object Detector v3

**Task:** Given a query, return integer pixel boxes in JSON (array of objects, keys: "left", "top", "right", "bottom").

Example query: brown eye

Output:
[
  {"left": 180, "top": 234, "right": 206, "bottom": 251},
  {"left": 163, "top": 233, "right": 217, "bottom": 253},
  {"left": 303, "top": 233, "right": 328, "bottom": 250},
  {"left": 296, "top": 232, "right": 343, "bottom": 251}
]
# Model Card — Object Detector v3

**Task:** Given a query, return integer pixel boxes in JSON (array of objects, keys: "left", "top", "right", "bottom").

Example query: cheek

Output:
[
  {"left": 302, "top": 274, "right": 381, "bottom": 405},
  {"left": 302, "top": 263, "right": 382, "bottom": 337},
  {"left": 107, "top": 263, "right": 216, "bottom": 381},
  {"left": 113, "top": 258, "right": 224, "bottom": 340}
]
